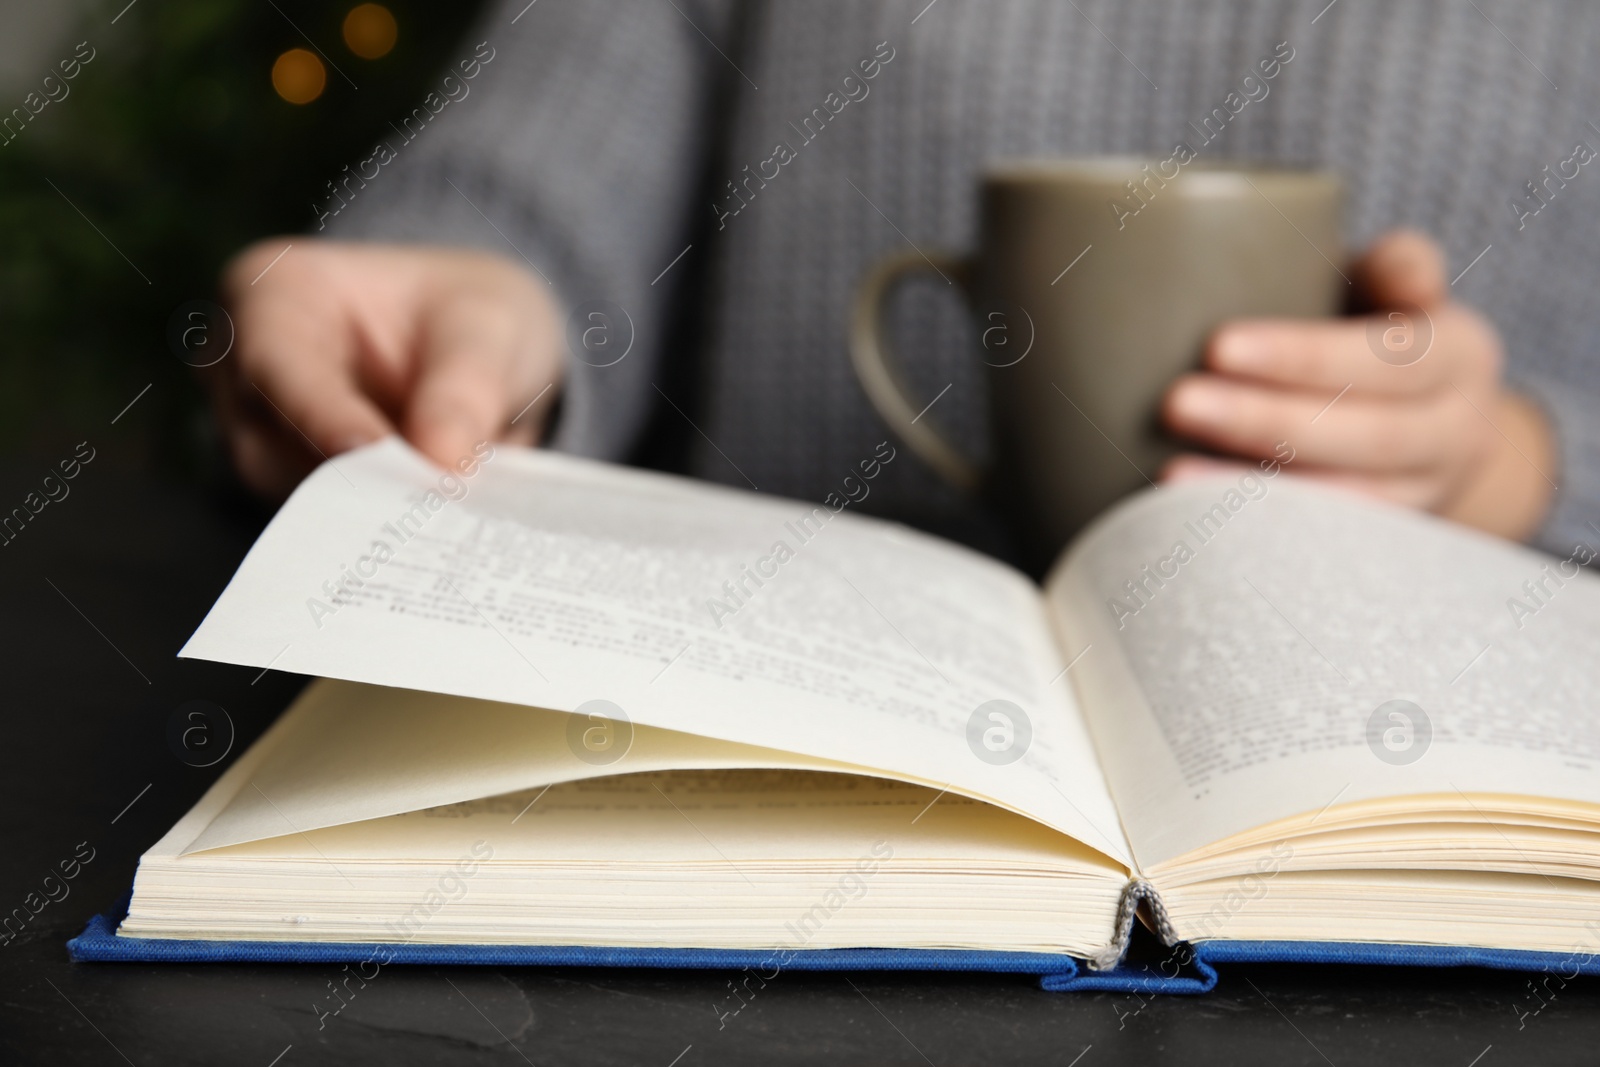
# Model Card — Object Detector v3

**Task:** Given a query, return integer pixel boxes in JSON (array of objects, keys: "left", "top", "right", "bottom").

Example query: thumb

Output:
[
  {"left": 405, "top": 294, "right": 519, "bottom": 468},
  {"left": 1354, "top": 228, "right": 1449, "bottom": 309}
]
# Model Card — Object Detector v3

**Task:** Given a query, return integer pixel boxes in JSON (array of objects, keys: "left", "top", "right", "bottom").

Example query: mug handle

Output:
[{"left": 849, "top": 249, "right": 982, "bottom": 491}]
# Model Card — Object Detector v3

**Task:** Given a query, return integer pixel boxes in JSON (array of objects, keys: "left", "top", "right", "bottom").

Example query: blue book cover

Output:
[{"left": 69, "top": 892, "right": 1600, "bottom": 995}]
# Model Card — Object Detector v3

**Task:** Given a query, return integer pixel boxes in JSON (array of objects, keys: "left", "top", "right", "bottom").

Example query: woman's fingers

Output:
[
  {"left": 1204, "top": 303, "right": 1497, "bottom": 396},
  {"left": 1163, "top": 372, "right": 1492, "bottom": 473},
  {"left": 1160, "top": 451, "right": 1444, "bottom": 511},
  {"left": 1353, "top": 228, "right": 1449, "bottom": 310}
]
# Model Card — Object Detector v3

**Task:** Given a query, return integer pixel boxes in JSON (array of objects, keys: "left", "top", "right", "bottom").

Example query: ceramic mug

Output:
[{"left": 849, "top": 158, "right": 1344, "bottom": 558}]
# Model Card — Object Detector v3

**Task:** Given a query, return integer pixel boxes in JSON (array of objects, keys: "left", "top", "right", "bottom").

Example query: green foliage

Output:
[{"left": 0, "top": 0, "right": 483, "bottom": 471}]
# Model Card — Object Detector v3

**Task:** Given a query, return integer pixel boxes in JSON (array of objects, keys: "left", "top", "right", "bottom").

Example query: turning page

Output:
[
  {"left": 179, "top": 679, "right": 874, "bottom": 854},
  {"left": 1045, "top": 475, "right": 1600, "bottom": 870},
  {"left": 182, "top": 438, "right": 1132, "bottom": 866}
]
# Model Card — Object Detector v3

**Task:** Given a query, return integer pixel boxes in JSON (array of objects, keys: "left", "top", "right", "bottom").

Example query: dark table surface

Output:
[{"left": 2, "top": 453, "right": 1598, "bottom": 1066}]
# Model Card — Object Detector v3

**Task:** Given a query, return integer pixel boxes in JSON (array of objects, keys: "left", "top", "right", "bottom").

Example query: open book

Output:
[{"left": 102, "top": 438, "right": 1600, "bottom": 975}]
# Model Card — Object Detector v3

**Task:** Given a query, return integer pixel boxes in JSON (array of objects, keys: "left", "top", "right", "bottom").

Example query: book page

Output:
[
  {"left": 182, "top": 679, "right": 872, "bottom": 854},
  {"left": 181, "top": 438, "right": 1131, "bottom": 866},
  {"left": 128, "top": 770, "right": 1127, "bottom": 955},
  {"left": 218, "top": 769, "right": 1117, "bottom": 871},
  {"left": 1045, "top": 476, "right": 1600, "bottom": 871}
]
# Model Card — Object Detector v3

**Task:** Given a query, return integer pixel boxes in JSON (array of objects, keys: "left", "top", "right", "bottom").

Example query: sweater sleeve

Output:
[
  {"left": 1516, "top": 372, "right": 1600, "bottom": 559},
  {"left": 320, "top": 0, "right": 735, "bottom": 461}
]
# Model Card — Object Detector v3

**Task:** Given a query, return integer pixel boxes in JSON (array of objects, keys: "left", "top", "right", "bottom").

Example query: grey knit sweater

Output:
[{"left": 328, "top": 0, "right": 1600, "bottom": 558}]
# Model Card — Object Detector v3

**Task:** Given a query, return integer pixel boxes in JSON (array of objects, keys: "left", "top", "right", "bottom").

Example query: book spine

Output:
[{"left": 1089, "top": 878, "right": 1180, "bottom": 971}]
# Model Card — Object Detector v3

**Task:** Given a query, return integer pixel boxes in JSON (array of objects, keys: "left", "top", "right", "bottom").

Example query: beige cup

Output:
[{"left": 850, "top": 157, "right": 1344, "bottom": 560}]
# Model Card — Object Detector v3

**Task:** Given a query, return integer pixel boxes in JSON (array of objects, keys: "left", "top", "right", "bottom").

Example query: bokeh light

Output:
[
  {"left": 343, "top": 4, "right": 398, "bottom": 60},
  {"left": 271, "top": 48, "right": 326, "bottom": 104}
]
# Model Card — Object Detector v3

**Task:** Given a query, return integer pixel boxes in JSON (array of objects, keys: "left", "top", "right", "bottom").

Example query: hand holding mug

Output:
[
  {"left": 851, "top": 160, "right": 1344, "bottom": 564},
  {"left": 1163, "top": 229, "right": 1555, "bottom": 540}
]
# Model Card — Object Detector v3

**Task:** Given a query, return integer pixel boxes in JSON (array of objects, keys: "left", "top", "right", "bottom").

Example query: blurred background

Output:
[{"left": 0, "top": 0, "right": 486, "bottom": 480}]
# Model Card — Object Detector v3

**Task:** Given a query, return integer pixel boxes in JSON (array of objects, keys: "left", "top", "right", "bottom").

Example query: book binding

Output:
[{"left": 67, "top": 891, "right": 1600, "bottom": 994}]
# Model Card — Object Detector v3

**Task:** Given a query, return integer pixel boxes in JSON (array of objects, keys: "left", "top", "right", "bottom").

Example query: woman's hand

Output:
[
  {"left": 210, "top": 239, "right": 563, "bottom": 498},
  {"left": 1161, "top": 230, "right": 1556, "bottom": 541}
]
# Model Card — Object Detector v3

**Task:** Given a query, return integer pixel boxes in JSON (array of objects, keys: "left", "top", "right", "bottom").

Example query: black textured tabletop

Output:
[{"left": 3, "top": 462, "right": 1595, "bottom": 1066}]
